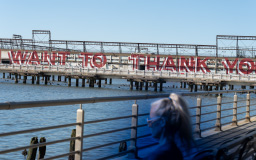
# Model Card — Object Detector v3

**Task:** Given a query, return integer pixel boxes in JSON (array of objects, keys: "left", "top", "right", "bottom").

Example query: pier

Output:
[
  {"left": 1, "top": 31, "right": 256, "bottom": 92},
  {"left": 1, "top": 90, "right": 256, "bottom": 159}
]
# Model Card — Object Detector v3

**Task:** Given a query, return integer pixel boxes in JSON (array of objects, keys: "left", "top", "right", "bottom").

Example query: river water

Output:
[{"left": 0, "top": 75, "right": 255, "bottom": 160}]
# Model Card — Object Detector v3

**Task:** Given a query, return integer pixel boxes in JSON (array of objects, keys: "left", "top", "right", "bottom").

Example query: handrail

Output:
[{"left": 0, "top": 89, "right": 255, "bottom": 110}]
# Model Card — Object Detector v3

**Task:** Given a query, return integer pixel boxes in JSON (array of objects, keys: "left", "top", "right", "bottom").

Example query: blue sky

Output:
[{"left": 1, "top": 1, "right": 256, "bottom": 45}]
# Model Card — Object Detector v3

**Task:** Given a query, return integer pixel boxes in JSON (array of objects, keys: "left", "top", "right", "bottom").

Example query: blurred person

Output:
[{"left": 143, "top": 93, "right": 195, "bottom": 160}]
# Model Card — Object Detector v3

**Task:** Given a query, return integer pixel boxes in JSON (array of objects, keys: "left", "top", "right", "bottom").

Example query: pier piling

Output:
[
  {"left": 82, "top": 78, "right": 85, "bottom": 87},
  {"left": 68, "top": 77, "right": 71, "bottom": 87}
]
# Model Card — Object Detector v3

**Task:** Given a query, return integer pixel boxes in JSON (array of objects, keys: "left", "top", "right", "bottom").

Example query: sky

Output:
[{"left": 1, "top": 1, "right": 256, "bottom": 45}]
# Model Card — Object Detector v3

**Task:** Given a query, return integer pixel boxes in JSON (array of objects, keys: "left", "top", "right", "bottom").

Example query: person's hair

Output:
[{"left": 151, "top": 93, "right": 193, "bottom": 145}]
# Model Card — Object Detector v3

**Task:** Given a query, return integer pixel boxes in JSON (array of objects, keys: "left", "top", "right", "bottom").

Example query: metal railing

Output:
[
  {"left": 0, "top": 89, "right": 256, "bottom": 159},
  {"left": 0, "top": 64, "right": 256, "bottom": 82}
]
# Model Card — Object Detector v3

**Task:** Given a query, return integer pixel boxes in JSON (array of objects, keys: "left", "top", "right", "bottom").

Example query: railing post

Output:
[
  {"left": 75, "top": 104, "right": 84, "bottom": 160},
  {"left": 215, "top": 95, "right": 222, "bottom": 131},
  {"left": 245, "top": 92, "right": 251, "bottom": 122},
  {"left": 231, "top": 93, "right": 238, "bottom": 126},
  {"left": 128, "top": 102, "right": 138, "bottom": 158},
  {"left": 195, "top": 97, "right": 202, "bottom": 138}
]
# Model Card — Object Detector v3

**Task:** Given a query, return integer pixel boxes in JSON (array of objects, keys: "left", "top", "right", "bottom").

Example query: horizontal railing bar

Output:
[
  {"left": 221, "top": 101, "right": 235, "bottom": 105},
  {"left": 137, "top": 134, "right": 152, "bottom": 139},
  {"left": 96, "top": 149, "right": 133, "bottom": 160},
  {"left": 138, "top": 113, "right": 149, "bottom": 117},
  {"left": 200, "top": 118, "right": 217, "bottom": 124},
  {"left": 0, "top": 137, "right": 78, "bottom": 154},
  {"left": 221, "top": 108, "right": 233, "bottom": 112},
  {"left": 83, "top": 127, "right": 133, "bottom": 139},
  {"left": 83, "top": 138, "right": 134, "bottom": 152},
  {"left": 1, "top": 89, "right": 255, "bottom": 110},
  {"left": 237, "top": 111, "right": 247, "bottom": 115},
  {"left": 84, "top": 115, "right": 133, "bottom": 124},
  {"left": 0, "top": 123, "right": 79, "bottom": 137},
  {"left": 237, "top": 105, "right": 247, "bottom": 109},
  {"left": 237, "top": 117, "right": 246, "bottom": 121},
  {"left": 201, "top": 111, "right": 217, "bottom": 116},
  {"left": 41, "top": 151, "right": 79, "bottom": 160},
  {"left": 190, "top": 115, "right": 197, "bottom": 118},
  {"left": 221, "top": 114, "right": 234, "bottom": 119}
]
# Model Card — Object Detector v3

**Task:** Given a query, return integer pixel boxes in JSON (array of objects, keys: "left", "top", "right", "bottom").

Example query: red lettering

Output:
[
  {"left": 8, "top": 50, "right": 28, "bottom": 64},
  {"left": 196, "top": 57, "right": 210, "bottom": 73},
  {"left": 146, "top": 55, "right": 160, "bottom": 71},
  {"left": 222, "top": 58, "right": 238, "bottom": 74},
  {"left": 179, "top": 56, "right": 195, "bottom": 72},
  {"left": 42, "top": 51, "right": 57, "bottom": 65},
  {"left": 27, "top": 51, "right": 40, "bottom": 65},
  {"left": 239, "top": 58, "right": 254, "bottom": 74},
  {"left": 78, "top": 52, "right": 93, "bottom": 67},
  {"left": 57, "top": 52, "right": 70, "bottom": 65},
  {"left": 92, "top": 53, "right": 107, "bottom": 68},
  {"left": 163, "top": 56, "right": 176, "bottom": 71}
]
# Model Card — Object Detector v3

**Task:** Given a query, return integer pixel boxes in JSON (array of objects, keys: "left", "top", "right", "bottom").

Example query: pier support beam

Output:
[
  {"left": 58, "top": 76, "right": 61, "bottom": 82},
  {"left": 3, "top": 73, "right": 5, "bottom": 78},
  {"left": 209, "top": 86, "right": 213, "bottom": 91},
  {"left": 135, "top": 82, "right": 139, "bottom": 90},
  {"left": 36, "top": 75, "right": 40, "bottom": 85},
  {"left": 15, "top": 74, "right": 18, "bottom": 83},
  {"left": 109, "top": 78, "right": 112, "bottom": 85},
  {"left": 9, "top": 73, "right": 11, "bottom": 79},
  {"left": 44, "top": 76, "right": 48, "bottom": 85},
  {"left": 82, "top": 78, "right": 85, "bottom": 87},
  {"left": 145, "top": 82, "right": 148, "bottom": 91},
  {"left": 23, "top": 75, "right": 27, "bottom": 84},
  {"left": 189, "top": 84, "right": 193, "bottom": 92},
  {"left": 130, "top": 80, "right": 133, "bottom": 90},
  {"left": 184, "top": 82, "right": 186, "bottom": 88},
  {"left": 139, "top": 82, "right": 143, "bottom": 90},
  {"left": 86, "top": 78, "right": 89, "bottom": 83},
  {"left": 105, "top": 78, "right": 107, "bottom": 84},
  {"left": 241, "top": 85, "right": 246, "bottom": 89},
  {"left": 68, "top": 77, "right": 71, "bottom": 87},
  {"left": 180, "top": 82, "right": 182, "bottom": 88},
  {"left": 89, "top": 78, "right": 95, "bottom": 87},
  {"left": 98, "top": 79, "right": 101, "bottom": 88},
  {"left": 160, "top": 82, "right": 163, "bottom": 91},
  {"left": 154, "top": 82, "right": 157, "bottom": 92},
  {"left": 199, "top": 85, "right": 202, "bottom": 90},
  {"left": 31, "top": 76, "right": 35, "bottom": 84},
  {"left": 250, "top": 86, "right": 254, "bottom": 89},
  {"left": 52, "top": 75, "right": 55, "bottom": 81},
  {"left": 194, "top": 85, "right": 197, "bottom": 92},
  {"left": 19, "top": 74, "right": 21, "bottom": 79},
  {"left": 76, "top": 78, "right": 79, "bottom": 87}
]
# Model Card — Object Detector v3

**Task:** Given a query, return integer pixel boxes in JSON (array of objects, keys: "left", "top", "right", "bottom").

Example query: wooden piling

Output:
[
  {"left": 15, "top": 74, "right": 18, "bottom": 83},
  {"left": 36, "top": 75, "right": 40, "bottom": 85},
  {"left": 23, "top": 75, "right": 27, "bottom": 84},
  {"left": 154, "top": 82, "right": 157, "bottom": 91},
  {"left": 105, "top": 78, "right": 107, "bottom": 84},
  {"left": 160, "top": 82, "right": 163, "bottom": 91},
  {"left": 38, "top": 137, "right": 46, "bottom": 159},
  {"left": 145, "top": 82, "right": 148, "bottom": 91},
  {"left": 209, "top": 86, "right": 213, "bottom": 91},
  {"left": 27, "top": 137, "right": 38, "bottom": 160},
  {"left": 58, "top": 76, "right": 61, "bottom": 81},
  {"left": 3, "top": 72, "right": 5, "bottom": 78},
  {"left": 76, "top": 78, "right": 79, "bottom": 87},
  {"left": 135, "top": 82, "right": 139, "bottom": 90},
  {"left": 109, "top": 78, "right": 112, "bottom": 85},
  {"left": 89, "top": 78, "right": 94, "bottom": 87},
  {"left": 98, "top": 79, "right": 101, "bottom": 88},
  {"left": 130, "top": 80, "right": 133, "bottom": 90},
  {"left": 44, "top": 76, "right": 48, "bottom": 85},
  {"left": 139, "top": 82, "right": 143, "bottom": 90},
  {"left": 82, "top": 78, "right": 85, "bottom": 87},
  {"left": 184, "top": 82, "right": 186, "bottom": 88},
  {"left": 9, "top": 73, "right": 11, "bottom": 79},
  {"left": 31, "top": 76, "right": 34, "bottom": 84},
  {"left": 180, "top": 82, "right": 182, "bottom": 88},
  {"left": 68, "top": 77, "right": 71, "bottom": 87},
  {"left": 69, "top": 129, "right": 76, "bottom": 160},
  {"left": 194, "top": 85, "right": 197, "bottom": 92},
  {"left": 52, "top": 75, "right": 55, "bottom": 81},
  {"left": 19, "top": 74, "right": 21, "bottom": 79}
]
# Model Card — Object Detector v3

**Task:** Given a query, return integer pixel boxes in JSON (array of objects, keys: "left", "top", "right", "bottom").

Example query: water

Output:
[{"left": 0, "top": 75, "right": 255, "bottom": 160}]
